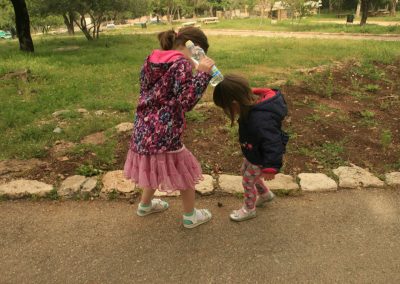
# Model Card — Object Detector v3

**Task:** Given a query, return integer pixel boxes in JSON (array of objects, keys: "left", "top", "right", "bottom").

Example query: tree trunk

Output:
[
  {"left": 209, "top": 7, "right": 213, "bottom": 17},
  {"left": 63, "top": 12, "right": 75, "bottom": 35},
  {"left": 10, "top": 0, "right": 34, "bottom": 52},
  {"left": 356, "top": 0, "right": 361, "bottom": 17},
  {"left": 390, "top": 0, "right": 398, "bottom": 16},
  {"left": 74, "top": 15, "right": 93, "bottom": 40},
  {"left": 329, "top": 0, "right": 333, "bottom": 12},
  {"left": 360, "top": 0, "right": 370, "bottom": 26}
]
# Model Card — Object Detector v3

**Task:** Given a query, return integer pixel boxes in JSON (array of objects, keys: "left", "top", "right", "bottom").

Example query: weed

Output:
[
  {"left": 108, "top": 189, "right": 118, "bottom": 200},
  {"left": 305, "top": 113, "right": 322, "bottom": 122},
  {"left": 392, "top": 159, "right": 400, "bottom": 170},
  {"left": 76, "top": 164, "right": 102, "bottom": 177},
  {"left": 360, "top": 110, "right": 375, "bottom": 119},
  {"left": 305, "top": 69, "right": 335, "bottom": 98},
  {"left": 45, "top": 188, "right": 60, "bottom": 200},
  {"left": 359, "top": 110, "right": 377, "bottom": 126},
  {"left": 350, "top": 91, "right": 371, "bottom": 100},
  {"left": 298, "top": 142, "right": 345, "bottom": 168},
  {"left": 0, "top": 194, "right": 10, "bottom": 201},
  {"left": 315, "top": 104, "right": 338, "bottom": 113},
  {"left": 326, "top": 70, "right": 334, "bottom": 98},
  {"left": 381, "top": 129, "right": 392, "bottom": 149},
  {"left": 379, "top": 101, "right": 390, "bottom": 110},
  {"left": 337, "top": 114, "right": 350, "bottom": 122},
  {"left": 81, "top": 192, "right": 91, "bottom": 201},
  {"left": 364, "top": 84, "right": 379, "bottom": 93},
  {"left": 186, "top": 111, "right": 206, "bottom": 122}
]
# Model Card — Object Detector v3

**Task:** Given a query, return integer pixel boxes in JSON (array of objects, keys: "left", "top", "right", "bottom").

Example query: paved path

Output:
[
  {"left": 1, "top": 189, "right": 400, "bottom": 283},
  {"left": 202, "top": 29, "right": 400, "bottom": 41}
]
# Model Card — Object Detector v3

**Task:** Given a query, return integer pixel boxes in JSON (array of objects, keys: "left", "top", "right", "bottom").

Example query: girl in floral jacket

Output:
[{"left": 124, "top": 27, "right": 214, "bottom": 228}]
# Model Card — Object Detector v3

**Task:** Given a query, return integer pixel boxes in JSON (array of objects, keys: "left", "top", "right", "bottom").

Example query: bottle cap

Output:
[{"left": 185, "top": 40, "right": 194, "bottom": 48}]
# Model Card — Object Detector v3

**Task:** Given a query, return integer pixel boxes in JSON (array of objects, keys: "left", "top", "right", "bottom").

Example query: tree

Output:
[
  {"left": 26, "top": 0, "right": 76, "bottom": 35},
  {"left": 356, "top": 0, "right": 361, "bottom": 17},
  {"left": 283, "top": 0, "right": 318, "bottom": 22},
  {"left": 0, "top": 0, "right": 15, "bottom": 30},
  {"left": 360, "top": 0, "right": 370, "bottom": 25},
  {"left": 10, "top": 0, "right": 34, "bottom": 52},
  {"left": 27, "top": 0, "right": 64, "bottom": 34},
  {"left": 390, "top": 0, "right": 398, "bottom": 16}
]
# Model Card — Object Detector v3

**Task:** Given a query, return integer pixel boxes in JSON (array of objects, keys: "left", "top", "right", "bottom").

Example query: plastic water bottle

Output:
[{"left": 185, "top": 40, "right": 224, "bottom": 87}]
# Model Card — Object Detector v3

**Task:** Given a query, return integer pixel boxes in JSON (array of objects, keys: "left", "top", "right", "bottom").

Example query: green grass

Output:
[
  {"left": 186, "top": 110, "right": 207, "bottom": 122},
  {"left": 201, "top": 17, "right": 400, "bottom": 34},
  {"left": 1, "top": 33, "right": 400, "bottom": 160},
  {"left": 76, "top": 164, "right": 102, "bottom": 177},
  {"left": 299, "top": 141, "right": 345, "bottom": 168},
  {"left": 381, "top": 129, "right": 393, "bottom": 149}
]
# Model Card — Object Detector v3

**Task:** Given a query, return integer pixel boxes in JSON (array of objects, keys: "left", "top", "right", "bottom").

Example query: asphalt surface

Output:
[{"left": 1, "top": 189, "right": 400, "bottom": 283}]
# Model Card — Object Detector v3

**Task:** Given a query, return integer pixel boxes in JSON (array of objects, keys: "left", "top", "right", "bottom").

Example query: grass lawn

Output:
[
  {"left": 1, "top": 33, "right": 400, "bottom": 176},
  {"left": 201, "top": 18, "right": 400, "bottom": 34},
  {"left": 309, "top": 11, "right": 400, "bottom": 22}
]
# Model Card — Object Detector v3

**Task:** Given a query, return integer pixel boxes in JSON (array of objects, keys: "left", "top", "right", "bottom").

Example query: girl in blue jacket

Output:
[{"left": 213, "top": 74, "right": 289, "bottom": 222}]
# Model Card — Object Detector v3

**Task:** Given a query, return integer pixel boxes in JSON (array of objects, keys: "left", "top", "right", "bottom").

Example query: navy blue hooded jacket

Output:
[{"left": 238, "top": 89, "right": 289, "bottom": 171}]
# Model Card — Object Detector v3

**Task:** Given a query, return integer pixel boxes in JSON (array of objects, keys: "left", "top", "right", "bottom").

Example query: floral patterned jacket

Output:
[{"left": 130, "top": 50, "right": 211, "bottom": 155}]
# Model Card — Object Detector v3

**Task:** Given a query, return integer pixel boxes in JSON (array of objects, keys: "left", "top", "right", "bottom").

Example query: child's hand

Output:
[
  {"left": 197, "top": 57, "right": 214, "bottom": 73},
  {"left": 262, "top": 173, "right": 275, "bottom": 181}
]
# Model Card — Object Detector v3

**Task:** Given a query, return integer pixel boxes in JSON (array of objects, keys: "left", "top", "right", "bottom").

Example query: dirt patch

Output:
[
  {"left": 184, "top": 106, "right": 243, "bottom": 174},
  {"left": 50, "top": 140, "right": 76, "bottom": 157},
  {"left": 81, "top": 132, "right": 106, "bottom": 145},
  {"left": 185, "top": 59, "right": 400, "bottom": 176},
  {"left": 0, "top": 159, "right": 49, "bottom": 184},
  {"left": 6, "top": 60, "right": 399, "bottom": 184}
]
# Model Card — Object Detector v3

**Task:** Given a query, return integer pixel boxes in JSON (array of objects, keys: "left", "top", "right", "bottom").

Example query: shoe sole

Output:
[
  {"left": 183, "top": 216, "right": 212, "bottom": 229},
  {"left": 136, "top": 205, "right": 169, "bottom": 217},
  {"left": 230, "top": 213, "right": 257, "bottom": 222}
]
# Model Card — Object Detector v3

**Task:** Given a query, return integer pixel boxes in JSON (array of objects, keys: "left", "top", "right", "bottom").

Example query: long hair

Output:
[
  {"left": 157, "top": 27, "right": 209, "bottom": 53},
  {"left": 213, "top": 74, "right": 254, "bottom": 125}
]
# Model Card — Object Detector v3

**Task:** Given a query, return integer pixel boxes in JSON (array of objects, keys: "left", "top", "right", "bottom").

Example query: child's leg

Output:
[
  {"left": 180, "top": 189, "right": 195, "bottom": 214},
  {"left": 255, "top": 178, "right": 275, "bottom": 208},
  {"left": 255, "top": 179, "right": 270, "bottom": 195},
  {"left": 140, "top": 188, "right": 157, "bottom": 205},
  {"left": 242, "top": 162, "right": 261, "bottom": 210},
  {"left": 181, "top": 189, "right": 212, "bottom": 229}
]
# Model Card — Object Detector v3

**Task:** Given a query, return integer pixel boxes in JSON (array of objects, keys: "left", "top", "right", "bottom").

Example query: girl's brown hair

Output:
[
  {"left": 157, "top": 27, "right": 209, "bottom": 53},
  {"left": 213, "top": 74, "right": 254, "bottom": 125}
]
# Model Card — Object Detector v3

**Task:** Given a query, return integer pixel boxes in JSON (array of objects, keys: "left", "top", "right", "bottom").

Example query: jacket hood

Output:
[
  {"left": 142, "top": 50, "right": 185, "bottom": 89},
  {"left": 148, "top": 50, "right": 184, "bottom": 64},
  {"left": 251, "top": 91, "right": 287, "bottom": 118}
]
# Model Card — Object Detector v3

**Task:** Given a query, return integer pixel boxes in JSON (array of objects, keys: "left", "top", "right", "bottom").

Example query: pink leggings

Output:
[{"left": 241, "top": 159, "right": 270, "bottom": 210}]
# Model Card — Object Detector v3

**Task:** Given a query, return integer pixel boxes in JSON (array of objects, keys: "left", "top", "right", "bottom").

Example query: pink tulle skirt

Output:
[{"left": 124, "top": 146, "right": 203, "bottom": 192}]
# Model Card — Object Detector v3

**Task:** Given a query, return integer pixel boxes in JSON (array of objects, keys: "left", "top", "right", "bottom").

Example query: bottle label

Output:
[{"left": 211, "top": 68, "right": 221, "bottom": 78}]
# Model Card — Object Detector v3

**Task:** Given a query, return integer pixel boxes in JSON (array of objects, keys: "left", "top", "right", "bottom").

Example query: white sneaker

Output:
[
  {"left": 183, "top": 208, "right": 212, "bottom": 229},
  {"left": 255, "top": 191, "right": 275, "bottom": 208},
  {"left": 230, "top": 206, "right": 256, "bottom": 222},
  {"left": 137, "top": 199, "right": 169, "bottom": 217}
]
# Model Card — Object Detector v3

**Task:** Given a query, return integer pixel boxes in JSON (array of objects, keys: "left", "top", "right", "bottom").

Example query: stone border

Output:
[{"left": 0, "top": 165, "right": 399, "bottom": 200}]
